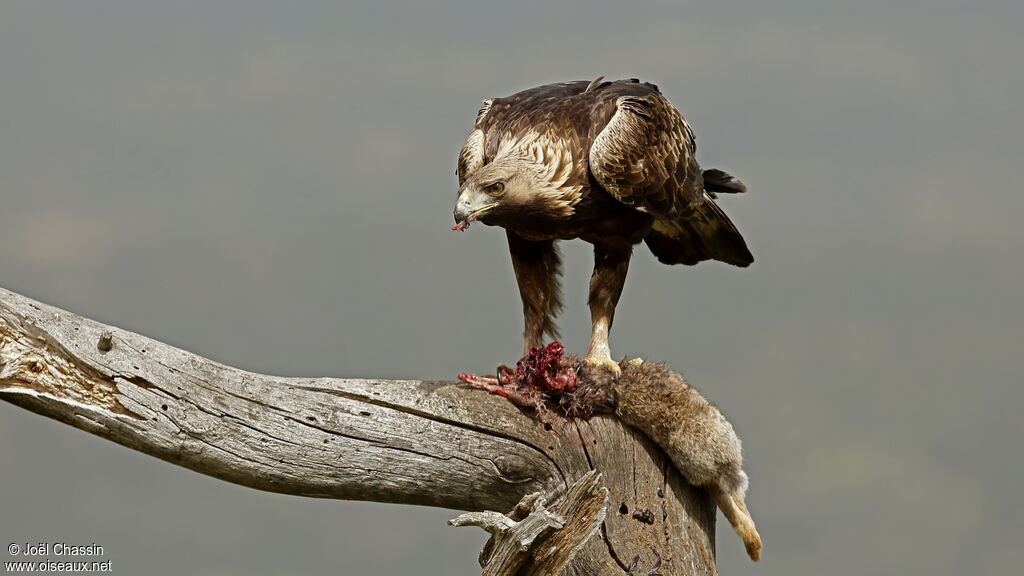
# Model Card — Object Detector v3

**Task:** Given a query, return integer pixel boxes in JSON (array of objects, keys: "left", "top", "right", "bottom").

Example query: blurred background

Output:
[{"left": 2, "top": 1, "right": 1021, "bottom": 574}]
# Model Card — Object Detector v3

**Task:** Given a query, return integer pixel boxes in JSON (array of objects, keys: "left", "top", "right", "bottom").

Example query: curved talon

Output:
[
  {"left": 583, "top": 356, "right": 622, "bottom": 378},
  {"left": 495, "top": 364, "right": 515, "bottom": 384}
]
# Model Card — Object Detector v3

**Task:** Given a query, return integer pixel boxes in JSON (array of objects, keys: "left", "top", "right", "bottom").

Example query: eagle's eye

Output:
[{"left": 485, "top": 181, "right": 506, "bottom": 196}]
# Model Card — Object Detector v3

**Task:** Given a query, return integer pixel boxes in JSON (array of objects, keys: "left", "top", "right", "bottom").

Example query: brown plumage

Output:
[{"left": 453, "top": 78, "right": 752, "bottom": 373}]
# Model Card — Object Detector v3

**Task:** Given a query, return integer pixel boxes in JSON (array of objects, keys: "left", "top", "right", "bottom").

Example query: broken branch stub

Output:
[{"left": 450, "top": 470, "right": 608, "bottom": 576}]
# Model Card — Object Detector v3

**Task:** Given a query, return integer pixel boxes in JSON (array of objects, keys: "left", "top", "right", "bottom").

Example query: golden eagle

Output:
[{"left": 453, "top": 78, "right": 751, "bottom": 374}]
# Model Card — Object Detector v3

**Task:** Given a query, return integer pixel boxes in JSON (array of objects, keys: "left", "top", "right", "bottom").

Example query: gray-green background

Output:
[{"left": 2, "top": 1, "right": 1021, "bottom": 574}]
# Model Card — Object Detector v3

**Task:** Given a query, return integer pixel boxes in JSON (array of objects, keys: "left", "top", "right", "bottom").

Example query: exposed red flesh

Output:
[
  {"left": 451, "top": 220, "right": 470, "bottom": 231},
  {"left": 458, "top": 342, "right": 616, "bottom": 419},
  {"left": 504, "top": 342, "right": 578, "bottom": 392}
]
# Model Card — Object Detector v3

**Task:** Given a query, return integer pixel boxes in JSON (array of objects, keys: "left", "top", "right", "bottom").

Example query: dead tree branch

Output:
[{"left": 0, "top": 286, "right": 717, "bottom": 575}]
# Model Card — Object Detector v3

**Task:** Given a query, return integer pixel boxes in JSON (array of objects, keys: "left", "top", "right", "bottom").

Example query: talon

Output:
[
  {"left": 495, "top": 363, "right": 515, "bottom": 385},
  {"left": 584, "top": 356, "right": 622, "bottom": 377}
]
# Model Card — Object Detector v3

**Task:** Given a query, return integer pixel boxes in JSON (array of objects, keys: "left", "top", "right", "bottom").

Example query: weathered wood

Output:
[
  {"left": 0, "top": 286, "right": 717, "bottom": 575},
  {"left": 450, "top": 471, "right": 609, "bottom": 576}
]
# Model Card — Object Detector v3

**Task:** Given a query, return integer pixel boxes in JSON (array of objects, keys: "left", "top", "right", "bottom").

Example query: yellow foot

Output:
[{"left": 583, "top": 355, "right": 622, "bottom": 380}]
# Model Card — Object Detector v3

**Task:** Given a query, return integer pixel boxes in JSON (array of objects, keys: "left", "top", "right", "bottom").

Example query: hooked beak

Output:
[{"left": 452, "top": 192, "right": 496, "bottom": 231}]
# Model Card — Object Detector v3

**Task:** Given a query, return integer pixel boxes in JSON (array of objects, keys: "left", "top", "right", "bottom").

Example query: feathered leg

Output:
[
  {"left": 586, "top": 242, "right": 632, "bottom": 375},
  {"left": 507, "top": 232, "right": 563, "bottom": 355}
]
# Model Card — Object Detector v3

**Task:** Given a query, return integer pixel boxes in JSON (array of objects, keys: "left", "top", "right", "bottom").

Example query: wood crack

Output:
[{"left": 292, "top": 383, "right": 571, "bottom": 487}]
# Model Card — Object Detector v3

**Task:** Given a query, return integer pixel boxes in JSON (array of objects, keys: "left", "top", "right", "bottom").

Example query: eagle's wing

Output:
[
  {"left": 457, "top": 99, "right": 493, "bottom": 188},
  {"left": 589, "top": 90, "right": 703, "bottom": 218},
  {"left": 590, "top": 85, "right": 753, "bottom": 267}
]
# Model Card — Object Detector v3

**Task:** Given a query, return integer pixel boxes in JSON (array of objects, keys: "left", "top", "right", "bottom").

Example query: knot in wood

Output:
[
  {"left": 97, "top": 331, "right": 114, "bottom": 352},
  {"left": 492, "top": 453, "right": 533, "bottom": 483}
]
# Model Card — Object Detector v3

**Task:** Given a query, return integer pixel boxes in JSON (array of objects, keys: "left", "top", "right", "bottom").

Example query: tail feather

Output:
[
  {"left": 644, "top": 194, "right": 753, "bottom": 267},
  {"left": 702, "top": 168, "right": 747, "bottom": 196},
  {"left": 711, "top": 483, "right": 762, "bottom": 562}
]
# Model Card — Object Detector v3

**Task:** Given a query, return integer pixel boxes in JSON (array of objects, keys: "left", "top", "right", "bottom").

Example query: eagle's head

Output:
[
  {"left": 453, "top": 158, "right": 538, "bottom": 231},
  {"left": 453, "top": 144, "right": 582, "bottom": 232}
]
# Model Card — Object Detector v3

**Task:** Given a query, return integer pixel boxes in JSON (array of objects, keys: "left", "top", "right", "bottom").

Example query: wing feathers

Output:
[
  {"left": 584, "top": 76, "right": 605, "bottom": 93},
  {"left": 475, "top": 99, "right": 494, "bottom": 127},
  {"left": 590, "top": 92, "right": 702, "bottom": 217},
  {"left": 457, "top": 129, "right": 485, "bottom": 187},
  {"left": 456, "top": 99, "right": 496, "bottom": 187}
]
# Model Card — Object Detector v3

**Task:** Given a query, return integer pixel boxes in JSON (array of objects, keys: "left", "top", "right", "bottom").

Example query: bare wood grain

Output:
[{"left": 0, "top": 286, "right": 717, "bottom": 575}]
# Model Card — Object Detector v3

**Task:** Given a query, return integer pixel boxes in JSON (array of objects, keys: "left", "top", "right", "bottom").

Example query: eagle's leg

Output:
[
  {"left": 507, "top": 231, "right": 563, "bottom": 356},
  {"left": 586, "top": 243, "right": 632, "bottom": 376}
]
